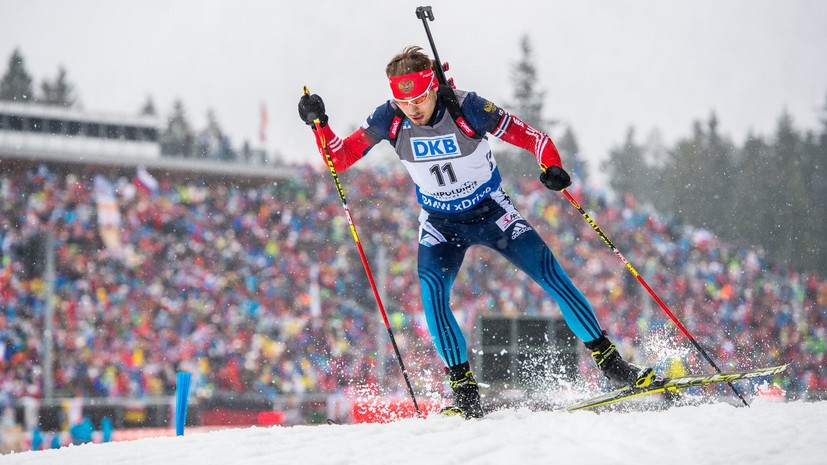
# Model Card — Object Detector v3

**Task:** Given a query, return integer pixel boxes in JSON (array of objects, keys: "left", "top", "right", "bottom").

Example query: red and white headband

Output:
[{"left": 388, "top": 69, "right": 436, "bottom": 101}]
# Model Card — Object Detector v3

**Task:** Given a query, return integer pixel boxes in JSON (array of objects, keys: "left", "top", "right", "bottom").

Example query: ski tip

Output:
[
  {"left": 565, "top": 363, "right": 791, "bottom": 412},
  {"left": 764, "top": 363, "right": 789, "bottom": 374}
]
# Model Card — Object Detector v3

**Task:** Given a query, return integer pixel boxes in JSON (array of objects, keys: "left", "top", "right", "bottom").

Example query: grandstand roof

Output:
[{"left": 0, "top": 101, "right": 299, "bottom": 181}]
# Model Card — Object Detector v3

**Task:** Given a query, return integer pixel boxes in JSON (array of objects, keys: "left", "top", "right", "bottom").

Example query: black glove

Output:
[
  {"left": 540, "top": 165, "right": 572, "bottom": 191},
  {"left": 298, "top": 94, "right": 328, "bottom": 128}
]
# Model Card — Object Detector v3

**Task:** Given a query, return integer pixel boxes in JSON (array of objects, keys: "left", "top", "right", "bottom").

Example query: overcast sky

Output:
[{"left": 2, "top": 0, "right": 826, "bottom": 175}]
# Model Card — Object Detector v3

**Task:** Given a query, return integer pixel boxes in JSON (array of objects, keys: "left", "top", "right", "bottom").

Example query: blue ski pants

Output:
[{"left": 417, "top": 190, "right": 603, "bottom": 368}]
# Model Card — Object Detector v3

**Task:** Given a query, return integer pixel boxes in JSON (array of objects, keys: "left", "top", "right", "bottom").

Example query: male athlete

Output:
[{"left": 299, "top": 46, "right": 657, "bottom": 418}]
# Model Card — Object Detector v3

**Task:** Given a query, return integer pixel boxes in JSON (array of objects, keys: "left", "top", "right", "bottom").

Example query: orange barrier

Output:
[
  {"left": 351, "top": 398, "right": 442, "bottom": 423},
  {"left": 201, "top": 409, "right": 286, "bottom": 427},
  {"left": 257, "top": 411, "right": 286, "bottom": 425}
]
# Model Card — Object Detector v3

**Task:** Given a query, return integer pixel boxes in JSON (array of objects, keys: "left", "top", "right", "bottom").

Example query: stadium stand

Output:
[
  {"left": 1, "top": 160, "right": 824, "bottom": 406},
  {"left": 0, "top": 114, "right": 825, "bottom": 448}
]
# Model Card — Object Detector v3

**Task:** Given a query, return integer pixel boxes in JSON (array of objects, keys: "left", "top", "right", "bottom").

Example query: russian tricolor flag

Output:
[{"left": 134, "top": 165, "right": 159, "bottom": 195}]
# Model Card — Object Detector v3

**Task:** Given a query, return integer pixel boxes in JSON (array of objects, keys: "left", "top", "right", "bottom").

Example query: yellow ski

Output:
[{"left": 567, "top": 364, "right": 788, "bottom": 412}]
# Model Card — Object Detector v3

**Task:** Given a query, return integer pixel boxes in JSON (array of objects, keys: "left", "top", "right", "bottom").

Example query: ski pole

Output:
[
  {"left": 560, "top": 188, "right": 750, "bottom": 407},
  {"left": 302, "top": 86, "right": 421, "bottom": 417}
]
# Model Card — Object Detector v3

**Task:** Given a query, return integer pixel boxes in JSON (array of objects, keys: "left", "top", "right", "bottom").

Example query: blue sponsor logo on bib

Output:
[{"left": 411, "top": 134, "right": 461, "bottom": 160}]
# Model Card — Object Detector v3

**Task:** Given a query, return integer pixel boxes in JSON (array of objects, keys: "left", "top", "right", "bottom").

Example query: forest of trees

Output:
[
  {"left": 502, "top": 36, "right": 827, "bottom": 276},
  {"left": 602, "top": 108, "right": 827, "bottom": 275},
  {"left": 2, "top": 45, "right": 826, "bottom": 275}
]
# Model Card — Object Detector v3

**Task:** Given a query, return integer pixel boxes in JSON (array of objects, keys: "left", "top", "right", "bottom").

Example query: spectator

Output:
[{"left": 0, "top": 163, "right": 822, "bottom": 410}]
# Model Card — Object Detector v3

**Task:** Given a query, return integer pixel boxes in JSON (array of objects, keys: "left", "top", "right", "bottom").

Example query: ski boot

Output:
[
  {"left": 439, "top": 362, "right": 485, "bottom": 419},
  {"left": 586, "top": 335, "right": 657, "bottom": 388}
]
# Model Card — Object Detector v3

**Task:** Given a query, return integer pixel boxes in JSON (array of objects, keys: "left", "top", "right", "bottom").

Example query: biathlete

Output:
[{"left": 299, "top": 46, "right": 657, "bottom": 419}]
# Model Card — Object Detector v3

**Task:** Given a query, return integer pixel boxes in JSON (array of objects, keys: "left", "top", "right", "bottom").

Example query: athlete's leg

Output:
[
  {"left": 492, "top": 214, "right": 656, "bottom": 387},
  {"left": 488, "top": 214, "right": 604, "bottom": 343},
  {"left": 417, "top": 213, "right": 470, "bottom": 368}
]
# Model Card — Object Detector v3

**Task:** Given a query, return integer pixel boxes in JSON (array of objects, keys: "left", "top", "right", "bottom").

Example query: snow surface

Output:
[{"left": 3, "top": 399, "right": 825, "bottom": 465}]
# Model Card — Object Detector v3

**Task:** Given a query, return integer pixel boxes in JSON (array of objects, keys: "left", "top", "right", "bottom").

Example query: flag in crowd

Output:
[
  {"left": 93, "top": 174, "right": 122, "bottom": 253},
  {"left": 134, "top": 165, "right": 159, "bottom": 195},
  {"left": 259, "top": 102, "right": 269, "bottom": 145}
]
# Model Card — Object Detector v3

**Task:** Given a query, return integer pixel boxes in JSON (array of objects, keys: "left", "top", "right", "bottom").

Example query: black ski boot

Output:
[
  {"left": 586, "top": 336, "right": 656, "bottom": 388},
  {"left": 439, "top": 362, "right": 485, "bottom": 419}
]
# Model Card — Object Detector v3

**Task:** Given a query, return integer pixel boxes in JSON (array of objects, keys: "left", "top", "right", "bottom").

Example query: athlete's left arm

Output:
[{"left": 461, "top": 92, "right": 562, "bottom": 169}]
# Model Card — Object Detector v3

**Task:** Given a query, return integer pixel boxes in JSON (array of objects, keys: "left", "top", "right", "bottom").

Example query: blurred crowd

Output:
[{"left": 0, "top": 162, "right": 824, "bottom": 409}]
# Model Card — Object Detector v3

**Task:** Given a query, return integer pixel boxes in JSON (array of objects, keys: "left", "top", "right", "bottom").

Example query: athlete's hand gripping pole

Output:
[
  {"left": 560, "top": 188, "right": 749, "bottom": 407},
  {"left": 303, "top": 86, "right": 421, "bottom": 417}
]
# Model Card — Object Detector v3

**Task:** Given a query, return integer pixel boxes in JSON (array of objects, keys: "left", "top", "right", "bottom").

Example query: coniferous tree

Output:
[
  {"left": 140, "top": 95, "right": 157, "bottom": 116},
  {"left": 728, "top": 105, "right": 826, "bottom": 274},
  {"left": 809, "top": 91, "right": 827, "bottom": 273},
  {"left": 557, "top": 126, "right": 589, "bottom": 186},
  {"left": 196, "top": 109, "right": 234, "bottom": 160},
  {"left": 603, "top": 127, "right": 647, "bottom": 199},
  {"left": 0, "top": 48, "right": 35, "bottom": 102},
  {"left": 510, "top": 36, "right": 545, "bottom": 129},
  {"left": 730, "top": 114, "right": 804, "bottom": 267},
  {"left": 814, "top": 90, "right": 827, "bottom": 209},
  {"left": 160, "top": 100, "right": 194, "bottom": 157},
  {"left": 770, "top": 111, "right": 807, "bottom": 265},
  {"left": 502, "top": 35, "right": 555, "bottom": 182},
  {"left": 641, "top": 129, "right": 673, "bottom": 213},
  {"left": 39, "top": 66, "right": 76, "bottom": 107},
  {"left": 799, "top": 130, "right": 825, "bottom": 273},
  {"left": 700, "top": 113, "right": 736, "bottom": 233},
  {"left": 660, "top": 114, "right": 735, "bottom": 230},
  {"left": 731, "top": 132, "right": 773, "bottom": 245},
  {"left": 660, "top": 122, "right": 703, "bottom": 225}
]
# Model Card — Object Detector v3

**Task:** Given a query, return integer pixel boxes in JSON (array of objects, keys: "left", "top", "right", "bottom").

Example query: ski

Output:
[{"left": 566, "top": 364, "right": 788, "bottom": 412}]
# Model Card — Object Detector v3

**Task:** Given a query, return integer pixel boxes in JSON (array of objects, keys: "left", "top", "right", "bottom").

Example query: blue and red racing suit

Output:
[{"left": 311, "top": 90, "right": 603, "bottom": 368}]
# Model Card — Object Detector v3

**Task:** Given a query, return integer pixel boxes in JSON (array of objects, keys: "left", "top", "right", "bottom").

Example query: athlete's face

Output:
[{"left": 396, "top": 88, "right": 437, "bottom": 126}]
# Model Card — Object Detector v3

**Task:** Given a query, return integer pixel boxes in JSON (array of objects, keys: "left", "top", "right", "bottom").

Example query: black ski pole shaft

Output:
[
  {"left": 561, "top": 189, "right": 750, "bottom": 407},
  {"left": 415, "top": 6, "right": 448, "bottom": 85},
  {"left": 303, "top": 86, "right": 421, "bottom": 417}
]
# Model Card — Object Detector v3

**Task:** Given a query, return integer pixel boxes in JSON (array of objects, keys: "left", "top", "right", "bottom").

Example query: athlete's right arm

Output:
[
  {"left": 299, "top": 96, "right": 394, "bottom": 172},
  {"left": 311, "top": 125, "right": 379, "bottom": 172}
]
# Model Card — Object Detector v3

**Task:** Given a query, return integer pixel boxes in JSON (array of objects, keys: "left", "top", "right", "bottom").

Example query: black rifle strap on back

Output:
[{"left": 437, "top": 85, "right": 480, "bottom": 140}]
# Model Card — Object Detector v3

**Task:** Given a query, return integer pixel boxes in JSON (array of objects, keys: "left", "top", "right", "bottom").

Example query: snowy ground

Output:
[{"left": 3, "top": 399, "right": 825, "bottom": 465}]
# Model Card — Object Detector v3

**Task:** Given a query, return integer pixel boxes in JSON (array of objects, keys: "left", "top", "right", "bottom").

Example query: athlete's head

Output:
[{"left": 386, "top": 46, "right": 438, "bottom": 126}]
